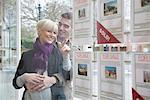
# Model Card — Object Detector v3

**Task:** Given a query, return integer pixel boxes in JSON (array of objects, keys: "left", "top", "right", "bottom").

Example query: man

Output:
[
  {"left": 57, "top": 12, "right": 73, "bottom": 100},
  {"left": 57, "top": 12, "right": 72, "bottom": 44}
]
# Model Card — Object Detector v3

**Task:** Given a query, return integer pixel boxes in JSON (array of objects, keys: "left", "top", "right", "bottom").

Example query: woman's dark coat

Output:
[{"left": 13, "top": 43, "right": 68, "bottom": 100}]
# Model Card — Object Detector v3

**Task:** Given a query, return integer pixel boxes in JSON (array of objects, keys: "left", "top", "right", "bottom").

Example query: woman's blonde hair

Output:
[{"left": 36, "top": 19, "right": 58, "bottom": 35}]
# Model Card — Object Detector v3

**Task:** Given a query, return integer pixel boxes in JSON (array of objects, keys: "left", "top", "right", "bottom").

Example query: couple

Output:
[{"left": 12, "top": 12, "right": 72, "bottom": 100}]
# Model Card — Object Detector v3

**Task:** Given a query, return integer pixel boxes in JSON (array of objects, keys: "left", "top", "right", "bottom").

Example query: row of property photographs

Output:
[
  {"left": 77, "top": 64, "right": 117, "bottom": 79},
  {"left": 77, "top": 63, "right": 150, "bottom": 83},
  {"left": 77, "top": 64, "right": 117, "bottom": 80},
  {"left": 77, "top": 0, "right": 150, "bottom": 19}
]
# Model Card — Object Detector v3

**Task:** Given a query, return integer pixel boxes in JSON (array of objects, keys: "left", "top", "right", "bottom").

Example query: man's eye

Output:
[
  {"left": 59, "top": 22, "right": 69, "bottom": 28},
  {"left": 59, "top": 22, "right": 62, "bottom": 26},
  {"left": 64, "top": 25, "right": 69, "bottom": 28}
]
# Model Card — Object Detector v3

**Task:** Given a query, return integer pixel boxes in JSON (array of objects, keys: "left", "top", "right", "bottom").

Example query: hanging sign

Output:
[
  {"left": 97, "top": 21, "right": 121, "bottom": 44},
  {"left": 132, "top": 88, "right": 144, "bottom": 100}
]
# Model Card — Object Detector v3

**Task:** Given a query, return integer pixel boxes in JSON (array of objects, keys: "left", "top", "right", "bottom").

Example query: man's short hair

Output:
[{"left": 61, "top": 12, "right": 72, "bottom": 20}]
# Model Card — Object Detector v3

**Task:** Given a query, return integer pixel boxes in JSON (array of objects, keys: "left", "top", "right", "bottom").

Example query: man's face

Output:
[{"left": 58, "top": 17, "right": 71, "bottom": 43}]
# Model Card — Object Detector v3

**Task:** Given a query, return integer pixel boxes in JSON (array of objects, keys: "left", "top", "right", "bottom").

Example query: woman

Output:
[{"left": 12, "top": 19, "right": 67, "bottom": 100}]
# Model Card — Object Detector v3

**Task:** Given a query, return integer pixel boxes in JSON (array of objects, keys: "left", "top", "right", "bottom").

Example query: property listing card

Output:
[
  {"left": 98, "top": 0, "right": 123, "bottom": 42},
  {"left": 132, "top": 0, "right": 150, "bottom": 43},
  {"left": 99, "top": 52, "right": 124, "bottom": 100},
  {"left": 73, "top": 0, "right": 93, "bottom": 45},
  {"left": 73, "top": 52, "right": 92, "bottom": 99},
  {"left": 100, "top": 0, "right": 121, "bottom": 18},
  {"left": 134, "top": 53, "right": 150, "bottom": 100}
]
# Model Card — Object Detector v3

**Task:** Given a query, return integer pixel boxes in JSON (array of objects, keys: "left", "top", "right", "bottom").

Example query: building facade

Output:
[{"left": 0, "top": 0, "right": 19, "bottom": 70}]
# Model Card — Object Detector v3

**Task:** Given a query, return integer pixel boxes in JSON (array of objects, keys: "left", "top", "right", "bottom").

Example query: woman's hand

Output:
[
  {"left": 23, "top": 73, "right": 44, "bottom": 84},
  {"left": 25, "top": 82, "right": 44, "bottom": 92},
  {"left": 25, "top": 76, "right": 57, "bottom": 92}
]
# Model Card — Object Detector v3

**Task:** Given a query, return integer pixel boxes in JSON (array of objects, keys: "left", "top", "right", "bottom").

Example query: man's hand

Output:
[
  {"left": 37, "top": 76, "right": 57, "bottom": 91},
  {"left": 58, "top": 39, "right": 71, "bottom": 56}
]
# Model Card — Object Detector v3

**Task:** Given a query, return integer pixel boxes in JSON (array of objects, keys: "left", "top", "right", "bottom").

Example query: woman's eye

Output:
[
  {"left": 47, "top": 30, "right": 52, "bottom": 33},
  {"left": 53, "top": 32, "right": 57, "bottom": 34}
]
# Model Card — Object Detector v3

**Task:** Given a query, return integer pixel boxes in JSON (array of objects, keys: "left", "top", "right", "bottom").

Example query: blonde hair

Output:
[{"left": 36, "top": 19, "right": 58, "bottom": 35}]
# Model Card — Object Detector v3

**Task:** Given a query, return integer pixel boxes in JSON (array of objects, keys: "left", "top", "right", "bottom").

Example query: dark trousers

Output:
[{"left": 52, "top": 95, "right": 66, "bottom": 100}]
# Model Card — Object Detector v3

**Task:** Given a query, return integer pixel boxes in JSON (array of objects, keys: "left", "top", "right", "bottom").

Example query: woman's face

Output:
[{"left": 39, "top": 29, "right": 57, "bottom": 44}]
